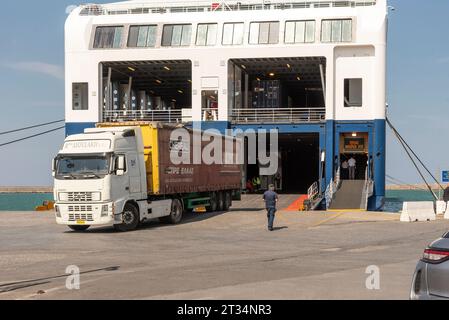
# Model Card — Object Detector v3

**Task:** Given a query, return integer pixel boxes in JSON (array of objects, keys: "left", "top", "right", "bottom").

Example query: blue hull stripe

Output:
[{"left": 66, "top": 120, "right": 386, "bottom": 211}]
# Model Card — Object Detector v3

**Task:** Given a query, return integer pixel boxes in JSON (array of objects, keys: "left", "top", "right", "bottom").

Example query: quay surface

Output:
[{"left": 0, "top": 195, "right": 447, "bottom": 300}]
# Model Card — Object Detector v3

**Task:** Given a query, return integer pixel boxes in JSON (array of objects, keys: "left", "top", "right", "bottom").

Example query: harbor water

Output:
[
  {"left": 0, "top": 193, "right": 54, "bottom": 211},
  {"left": 0, "top": 190, "right": 440, "bottom": 212}
]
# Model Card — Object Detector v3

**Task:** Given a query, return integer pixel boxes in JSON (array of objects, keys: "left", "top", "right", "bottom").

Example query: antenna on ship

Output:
[{"left": 211, "top": 1, "right": 233, "bottom": 11}]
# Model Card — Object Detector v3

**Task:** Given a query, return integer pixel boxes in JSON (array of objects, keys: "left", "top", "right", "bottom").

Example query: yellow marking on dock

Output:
[
  {"left": 327, "top": 209, "right": 365, "bottom": 213},
  {"left": 309, "top": 212, "right": 344, "bottom": 228}
]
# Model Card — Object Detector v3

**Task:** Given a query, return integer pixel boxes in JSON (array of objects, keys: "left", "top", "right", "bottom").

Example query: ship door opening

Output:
[
  {"left": 100, "top": 60, "right": 192, "bottom": 122},
  {"left": 228, "top": 57, "right": 326, "bottom": 122},
  {"left": 339, "top": 133, "right": 369, "bottom": 181},
  {"left": 245, "top": 133, "right": 320, "bottom": 194}
]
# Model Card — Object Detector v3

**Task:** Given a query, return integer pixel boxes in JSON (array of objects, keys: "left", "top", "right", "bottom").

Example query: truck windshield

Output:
[{"left": 56, "top": 155, "right": 110, "bottom": 179}]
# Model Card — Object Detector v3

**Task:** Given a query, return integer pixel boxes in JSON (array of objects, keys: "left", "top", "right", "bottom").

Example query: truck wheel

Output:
[
  {"left": 223, "top": 192, "right": 232, "bottom": 211},
  {"left": 114, "top": 203, "right": 140, "bottom": 232},
  {"left": 217, "top": 192, "right": 225, "bottom": 211},
  {"left": 160, "top": 199, "right": 183, "bottom": 224},
  {"left": 68, "top": 225, "right": 90, "bottom": 232},
  {"left": 207, "top": 192, "right": 218, "bottom": 212}
]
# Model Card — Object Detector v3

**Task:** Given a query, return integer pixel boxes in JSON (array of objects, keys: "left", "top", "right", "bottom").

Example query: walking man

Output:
[
  {"left": 348, "top": 156, "right": 357, "bottom": 180},
  {"left": 263, "top": 184, "right": 279, "bottom": 231}
]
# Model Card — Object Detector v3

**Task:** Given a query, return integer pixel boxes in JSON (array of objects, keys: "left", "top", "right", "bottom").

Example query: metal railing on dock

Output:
[
  {"left": 103, "top": 110, "right": 185, "bottom": 123},
  {"left": 231, "top": 108, "right": 325, "bottom": 124}
]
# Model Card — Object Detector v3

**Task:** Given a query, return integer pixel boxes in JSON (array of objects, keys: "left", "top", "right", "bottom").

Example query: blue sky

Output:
[{"left": 0, "top": 0, "right": 448, "bottom": 186}]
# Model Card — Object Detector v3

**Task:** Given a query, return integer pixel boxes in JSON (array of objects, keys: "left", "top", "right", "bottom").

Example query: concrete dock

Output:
[
  {"left": 0, "top": 187, "right": 53, "bottom": 194},
  {"left": 0, "top": 195, "right": 448, "bottom": 300}
]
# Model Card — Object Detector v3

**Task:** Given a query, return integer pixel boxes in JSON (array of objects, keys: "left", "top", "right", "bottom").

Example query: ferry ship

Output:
[{"left": 65, "top": 0, "right": 388, "bottom": 210}]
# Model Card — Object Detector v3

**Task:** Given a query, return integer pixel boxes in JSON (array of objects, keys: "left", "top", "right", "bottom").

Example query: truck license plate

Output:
[{"left": 76, "top": 220, "right": 86, "bottom": 225}]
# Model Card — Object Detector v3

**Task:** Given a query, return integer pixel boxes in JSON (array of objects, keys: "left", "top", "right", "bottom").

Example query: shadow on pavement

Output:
[
  {"left": 272, "top": 226, "right": 289, "bottom": 231},
  {"left": 70, "top": 210, "right": 236, "bottom": 234}
]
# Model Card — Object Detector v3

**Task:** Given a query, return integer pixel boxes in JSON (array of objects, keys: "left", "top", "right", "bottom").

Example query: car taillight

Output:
[{"left": 423, "top": 248, "right": 449, "bottom": 263}]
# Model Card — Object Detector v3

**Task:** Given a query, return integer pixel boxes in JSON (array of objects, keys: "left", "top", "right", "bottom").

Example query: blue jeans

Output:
[{"left": 267, "top": 207, "right": 276, "bottom": 229}]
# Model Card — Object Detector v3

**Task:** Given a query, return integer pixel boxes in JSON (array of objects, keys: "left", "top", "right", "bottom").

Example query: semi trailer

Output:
[{"left": 52, "top": 122, "right": 243, "bottom": 232}]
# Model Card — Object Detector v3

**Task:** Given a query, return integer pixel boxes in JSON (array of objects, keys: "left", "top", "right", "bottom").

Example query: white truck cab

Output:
[{"left": 53, "top": 127, "right": 172, "bottom": 232}]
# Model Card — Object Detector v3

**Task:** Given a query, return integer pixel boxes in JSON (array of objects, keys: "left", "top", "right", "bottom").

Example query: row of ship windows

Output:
[{"left": 93, "top": 19, "right": 353, "bottom": 49}]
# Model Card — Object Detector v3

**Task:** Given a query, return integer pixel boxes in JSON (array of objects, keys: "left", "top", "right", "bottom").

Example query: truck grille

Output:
[
  {"left": 68, "top": 213, "right": 94, "bottom": 222},
  {"left": 68, "top": 205, "right": 94, "bottom": 221},
  {"left": 68, "top": 205, "right": 93, "bottom": 212},
  {"left": 68, "top": 192, "right": 93, "bottom": 202}
]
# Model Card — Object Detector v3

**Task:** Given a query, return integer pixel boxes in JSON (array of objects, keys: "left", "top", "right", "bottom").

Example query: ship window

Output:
[
  {"left": 93, "top": 26, "right": 123, "bottom": 49},
  {"left": 128, "top": 25, "right": 157, "bottom": 48},
  {"left": 285, "top": 21, "right": 315, "bottom": 43},
  {"left": 321, "top": 19, "right": 352, "bottom": 43},
  {"left": 222, "top": 23, "right": 244, "bottom": 45},
  {"left": 72, "top": 83, "right": 88, "bottom": 110},
  {"left": 196, "top": 23, "right": 218, "bottom": 46},
  {"left": 344, "top": 78, "right": 363, "bottom": 107},
  {"left": 249, "top": 22, "right": 279, "bottom": 44},
  {"left": 162, "top": 24, "right": 192, "bottom": 46}
]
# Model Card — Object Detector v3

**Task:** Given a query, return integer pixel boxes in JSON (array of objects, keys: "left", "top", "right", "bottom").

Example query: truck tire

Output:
[
  {"left": 68, "top": 225, "right": 90, "bottom": 232},
  {"left": 217, "top": 192, "right": 225, "bottom": 211},
  {"left": 160, "top": 199, "right": 183, "bottom": 224},
  {"left": 223, "top": 191, "right": 232, "bottom": 211},
  {"left": 207, "top": 192, "right": 218, "bottom": 212},
  {"left": 114, "top": 203, "right": 140, "bottom": 232}
]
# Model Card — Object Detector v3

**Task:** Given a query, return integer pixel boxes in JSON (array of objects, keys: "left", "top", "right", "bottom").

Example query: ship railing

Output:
[
  {"left": 103, "top": 109, "right": 185, "bottom": 123},
  {"left": 79, "top": 0, "right": 377, "bottom": 16},
  {"left": 334, "top": 167, "right": 341, "bottom": 190},
  {"left": 325, "top": 178, "right": 334, "bottom": 210},
  {"left": 361, "top": 166, "right": 374, "bottom": 210},
  {"left": 308, "top": 181, "right": 319, "bottom": 202},
  {"left": 231, "top": 107, "right": 325, "bottom": 124}
]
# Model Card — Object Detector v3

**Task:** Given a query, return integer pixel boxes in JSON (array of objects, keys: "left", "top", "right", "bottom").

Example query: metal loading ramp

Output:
[{"left": 328, "top": 180, "right": 368, "bottom": 211}]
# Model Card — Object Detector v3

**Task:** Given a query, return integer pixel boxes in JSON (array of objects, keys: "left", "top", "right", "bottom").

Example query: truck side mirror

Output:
[
  {"left": 115, "top": 155, "right": 126, "bottom": 176},
  {"left": 52, "top": 158, "right": 57, "bottom": 177}
]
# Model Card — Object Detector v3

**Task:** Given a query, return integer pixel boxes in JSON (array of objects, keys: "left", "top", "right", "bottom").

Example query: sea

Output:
[{"left": 0, "top": 190, "right": 440, "bottom": 212}]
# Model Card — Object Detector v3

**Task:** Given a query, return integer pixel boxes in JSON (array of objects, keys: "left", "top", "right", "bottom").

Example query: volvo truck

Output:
[{"left": 53, "top": 122, "right": 242, "bottom": 232}]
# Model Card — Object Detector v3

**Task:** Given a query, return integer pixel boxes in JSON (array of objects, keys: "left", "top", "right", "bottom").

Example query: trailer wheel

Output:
[
  {"left": 217, "top": 192, "right": 225, "bottom": 211},
  {"left": 223, "top": 192, "right": 232, "bottom": 211},
  {"left": 114, "top": 203, "right": 140, "bottom": 232},
  {"left": 160, "top": 199, "right": 183, "bottom": 224},
  {"left": 207, "top": 192, "right": 218, "bottom": 212},
  {"left": 68, "top": 225, "right": 90, "bottom": 232}
]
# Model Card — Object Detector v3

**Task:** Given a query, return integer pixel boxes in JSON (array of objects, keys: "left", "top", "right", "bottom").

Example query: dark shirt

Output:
[
  {"left": 263, "top": 190, "right": 278, "bottom": 209},
  {"left": 444, "top": 187, "right": 449, "bottom": 203}
]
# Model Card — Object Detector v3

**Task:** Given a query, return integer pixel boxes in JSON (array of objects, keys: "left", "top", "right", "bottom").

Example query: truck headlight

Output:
[
  {"left": 92, "top": 192, "right": 101, "bottom": 201},
  {"left": 101, "top": 205, "right": 109, "bottom": 217},
  {"left": 58, "top": 192, "right": 68, "bottom": 201}
]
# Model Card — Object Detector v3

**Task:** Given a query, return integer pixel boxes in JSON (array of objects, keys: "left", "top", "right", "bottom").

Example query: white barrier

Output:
[
  {"left": 443, "top": 202, "right": 449, "bottom": 220},
  {"left": 400, "top": 201, "right": 436, "bottom": 222},
  {"left": 436, "top": 201, "right": 448, "bottom": 215}
]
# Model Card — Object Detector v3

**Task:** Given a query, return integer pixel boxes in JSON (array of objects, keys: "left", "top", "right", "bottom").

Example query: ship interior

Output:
[
  {"left": 100, "top": 60, "right": 192, "bottom": 121},
  {"left": 245, "top": 133, "right": 320, "bottom": 194},
  {"left": 228, "top": 57, "right": 327, "bottom": 111}
]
